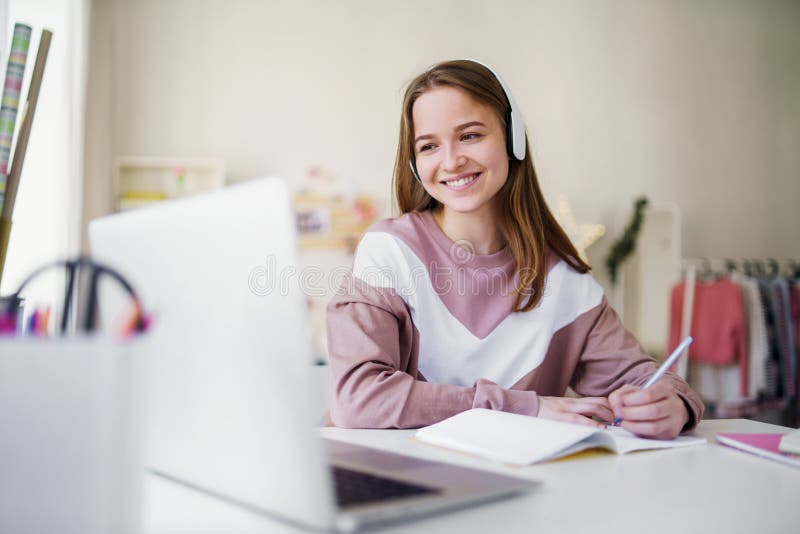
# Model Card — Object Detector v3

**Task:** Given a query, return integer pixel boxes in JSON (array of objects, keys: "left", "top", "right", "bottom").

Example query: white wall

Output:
[
  {"left": 0, "top": 1, "right": 7, "bottom": 65},
  {"left": 84, "top": 0, "right": 800, "bottom": 290}
]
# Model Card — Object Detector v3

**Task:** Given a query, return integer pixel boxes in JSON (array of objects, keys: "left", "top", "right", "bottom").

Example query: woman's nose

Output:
[{"left": 440, "top": 144, "right": 466, "bottom": 172}]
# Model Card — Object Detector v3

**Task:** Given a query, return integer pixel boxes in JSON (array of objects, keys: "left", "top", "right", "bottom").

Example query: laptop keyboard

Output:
[{"left": 331, "top": 465, "right": 441, "bottom": 508}]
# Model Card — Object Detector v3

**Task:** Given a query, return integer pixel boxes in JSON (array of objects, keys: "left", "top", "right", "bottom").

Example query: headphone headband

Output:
[
  {"left": 409, "top": 59, "right": 527, "bottom": 182},
  {"left": 461, "top": 58, "right": 526, "bottom": 161}
]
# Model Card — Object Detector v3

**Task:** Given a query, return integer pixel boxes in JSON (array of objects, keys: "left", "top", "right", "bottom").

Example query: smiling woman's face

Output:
[{"left": 412, "top": 85, "right": 509, "bottom": 218}]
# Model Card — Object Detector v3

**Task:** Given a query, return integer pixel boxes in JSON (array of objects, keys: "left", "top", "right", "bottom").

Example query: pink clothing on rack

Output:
[{"left": 669, "top": 279, "right": 748, "bottom": 397}]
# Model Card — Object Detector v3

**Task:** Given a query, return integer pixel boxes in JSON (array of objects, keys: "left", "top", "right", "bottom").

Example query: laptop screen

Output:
[{"left": 89, "top": 177, "right": 336, "bottom": 529}]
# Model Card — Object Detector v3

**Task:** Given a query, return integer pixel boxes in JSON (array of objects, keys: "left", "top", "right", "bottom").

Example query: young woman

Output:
[{"left": 326, "top": 59, "right": 703, "bottom": 439}]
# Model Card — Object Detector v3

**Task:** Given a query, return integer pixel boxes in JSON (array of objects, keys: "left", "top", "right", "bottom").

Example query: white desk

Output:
[{"left": 145, "top": 419, "right": 800, "bottom": 533}]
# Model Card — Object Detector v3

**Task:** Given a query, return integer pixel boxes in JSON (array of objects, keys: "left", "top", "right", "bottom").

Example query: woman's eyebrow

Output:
[
  {"left": 454, "top": 120, "right": 486, "bottom": 132},
  {"left": 415, "top": 121, "right": 487, "bottom": 144}
]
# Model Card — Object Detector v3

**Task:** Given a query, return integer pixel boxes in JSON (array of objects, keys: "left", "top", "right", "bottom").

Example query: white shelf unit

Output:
[
  {"left": 112, "top": 157, "right": 226, "bottom": 212},
  {"left": 619, "top": 202, "right": 681, "bottom": 359}
]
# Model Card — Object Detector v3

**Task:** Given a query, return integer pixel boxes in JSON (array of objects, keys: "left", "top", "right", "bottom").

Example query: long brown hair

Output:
[{"left": 392, "top": 59, "right": 590, "bottom": 312}]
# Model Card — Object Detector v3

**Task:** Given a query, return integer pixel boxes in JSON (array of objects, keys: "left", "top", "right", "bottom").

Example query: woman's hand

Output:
[
  {"left": 608, "top": 382, "right": 690, "bottom": 440},
  {"left": 537, "top": 396, "right": 614, "bottom": 429}
]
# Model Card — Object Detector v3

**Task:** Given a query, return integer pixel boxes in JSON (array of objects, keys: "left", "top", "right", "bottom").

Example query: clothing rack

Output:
[
  {"left": 671, "top": 257, "right": 800, "bottom": 427},
  {"left": 681, "top": 257, "right": 800, "bottom": 279}
]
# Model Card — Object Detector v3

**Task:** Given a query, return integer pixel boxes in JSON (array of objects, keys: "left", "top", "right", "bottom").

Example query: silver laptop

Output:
[{"left": 88, "top": 177, "right": 537, "bottom": 531}]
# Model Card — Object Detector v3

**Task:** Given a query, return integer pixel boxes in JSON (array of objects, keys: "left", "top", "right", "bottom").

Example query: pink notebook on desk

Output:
[{"left": 716, "top": 433, "right": 800, "bottom": 468}]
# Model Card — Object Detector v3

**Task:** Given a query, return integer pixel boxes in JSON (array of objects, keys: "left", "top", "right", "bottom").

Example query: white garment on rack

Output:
[
  {"left": 688, "top": 362, "right": 748, "bottom": 404},
  {"left": 731, "top": 273, "right": 769, "bottom": 398}
]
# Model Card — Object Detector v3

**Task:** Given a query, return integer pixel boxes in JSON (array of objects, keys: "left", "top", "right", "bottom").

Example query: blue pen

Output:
[
  {"left": 27, "top": 309, "right": 39, "bottom": 334},
  {"left": 611, "top": 336, "right": 694, "bottom": 427}
]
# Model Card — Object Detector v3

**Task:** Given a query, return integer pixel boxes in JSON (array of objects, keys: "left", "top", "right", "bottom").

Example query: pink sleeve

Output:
[
  {"left": 571, "top": 297, "right": 705, "bottom": 431},
  {"left": 326, "top": 275, "right": 539, "bottom": 429}
]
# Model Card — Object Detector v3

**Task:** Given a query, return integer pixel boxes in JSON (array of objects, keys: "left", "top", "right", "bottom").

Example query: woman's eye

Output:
[
  {"left": 461, "top": 132, "right": 482, "bottom": 141},
  {"left": 418, "top": 143, "right": 435, "bottom": 153}
]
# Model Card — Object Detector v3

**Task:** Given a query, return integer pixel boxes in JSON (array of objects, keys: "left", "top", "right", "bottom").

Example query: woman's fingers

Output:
[
  {"left": 563, "top": 412, "right": 606, "bottom": 428},
  {"left": 618, "top": 398, "right": 672, "bottom": 422},
  {"left": 618, "top": 381, "right": 672, "bottom": 407},
  {"left": 573, "top": 401, "right": 615, "bottom": 423},
  {"left": 610, "top": 382, "right": 679, "bottom": 423},
  {"left": 580, "top": 396, "right": 614, "bottom": 408},
  {"left": 556, "top": 397, "right": 613, "bottom": 421},
  {"left": 608, "top": 384, "right": 639, "bottom": 413},
  {"left": 617, "top": 392, "right": 689, "bottom": 440},
  {"left": 538, "top": 396, "right": 613, "bottom": 427},
  {"left": 620, "top": 416, "right": 675, "bottom": 439}
]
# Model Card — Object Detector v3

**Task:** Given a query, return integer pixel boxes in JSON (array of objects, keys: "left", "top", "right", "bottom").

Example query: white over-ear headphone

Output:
[{"left": 409, "top": 59, "right": 527, "bottom": 182}]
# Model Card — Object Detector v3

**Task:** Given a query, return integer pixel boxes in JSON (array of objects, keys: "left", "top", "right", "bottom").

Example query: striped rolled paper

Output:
[{"left": 0, "top": 23, "right": 32, "bottom": 211}]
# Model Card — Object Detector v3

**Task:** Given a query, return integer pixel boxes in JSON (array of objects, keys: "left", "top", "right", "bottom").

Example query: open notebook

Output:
[{"left": 415, "top": 408, "right": 706, "bottom": 465}]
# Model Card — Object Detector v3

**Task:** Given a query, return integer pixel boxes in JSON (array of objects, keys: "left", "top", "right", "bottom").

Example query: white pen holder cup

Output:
[{"left": 0, "top": 336, "right": 144, "bottom": 534}]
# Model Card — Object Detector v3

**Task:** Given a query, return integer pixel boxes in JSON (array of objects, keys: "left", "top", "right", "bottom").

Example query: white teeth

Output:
[{"left": 445, "top": 174, "right": 477, "bottom": 187}]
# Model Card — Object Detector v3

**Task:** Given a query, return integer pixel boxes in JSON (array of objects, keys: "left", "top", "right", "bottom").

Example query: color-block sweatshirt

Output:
[{"left": 326, "top": 211, "right": 704, "bottom": 429}]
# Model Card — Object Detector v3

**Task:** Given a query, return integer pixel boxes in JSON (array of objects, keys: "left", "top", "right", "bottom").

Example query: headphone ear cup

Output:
[
  {"left": 508, "top": 107, "right": 526, "bottom": 160},
  {"left": 506, "top": 114, "right": 515, "bottom": 159}
]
